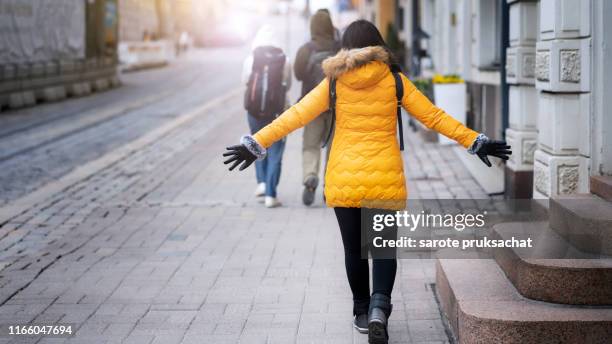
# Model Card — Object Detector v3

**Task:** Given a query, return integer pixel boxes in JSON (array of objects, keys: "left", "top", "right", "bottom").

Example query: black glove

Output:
[
  {"left": 223, "top": 144, "right": 257, "bottom": 171},
  {"left": 470, "top": 134, "right": 512, "bottom": 167}
]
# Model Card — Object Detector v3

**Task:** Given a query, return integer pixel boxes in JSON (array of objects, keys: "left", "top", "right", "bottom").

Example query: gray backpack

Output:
[{"left": 303, "top": 42, "right": 337, "bottom": 94}]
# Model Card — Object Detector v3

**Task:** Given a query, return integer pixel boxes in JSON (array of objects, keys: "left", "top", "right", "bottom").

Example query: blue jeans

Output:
[{"left": 247, "top": 114, "right": 286, "bottom": 197}]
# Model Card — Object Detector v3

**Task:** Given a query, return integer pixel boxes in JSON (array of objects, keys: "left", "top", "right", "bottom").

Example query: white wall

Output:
[
  {"left": 422, "top": 0, "right": 499, "bottom": 85},
  {"left": 591, "top": 0, "right": 612, "bottom": 175}
]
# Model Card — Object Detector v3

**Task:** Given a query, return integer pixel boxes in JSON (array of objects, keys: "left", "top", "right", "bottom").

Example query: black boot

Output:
[
  {"left": 353, "top": 313, "right": 368, "bottom": 333},
  {"left": 353, "top": 298, "right": 370, "bottom": 334},
  {"left": 368, "top": 293, "right": 392, "bottom": 344}
]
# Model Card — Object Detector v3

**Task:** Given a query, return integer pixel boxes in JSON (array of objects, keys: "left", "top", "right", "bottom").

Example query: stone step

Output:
[
  {"left": 492, "top": 221, "right": 612, "bottom": 305},
  {"left": 436, "top": 258, "right": 612, "bottom": 344},
  {"left": 591, "top": 176, "right": 612, "bottom": 202},
  {"left": 549, "top": 194, "right": 612, "bottom": 255}
]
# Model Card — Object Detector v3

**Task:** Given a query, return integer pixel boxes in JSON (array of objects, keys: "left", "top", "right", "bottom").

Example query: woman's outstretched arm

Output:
[
  {"left": 223, "top": 79, "right": 330, "bottom": 171},
  {"left": 253, "top": 78, "right": 329, "bottom": 148},
  {"left": 399, "top": 74, "right": 511, "bottom": 166}
]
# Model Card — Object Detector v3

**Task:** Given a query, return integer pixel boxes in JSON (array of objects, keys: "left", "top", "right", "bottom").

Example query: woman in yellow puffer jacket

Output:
[{"left": 224, "top": 20, "right": 511, "bottom": 344}]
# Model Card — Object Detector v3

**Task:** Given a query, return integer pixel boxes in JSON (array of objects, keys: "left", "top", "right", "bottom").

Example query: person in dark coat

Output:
[{"left": 294, "top": 9, "right": 340, "bottom": 206}]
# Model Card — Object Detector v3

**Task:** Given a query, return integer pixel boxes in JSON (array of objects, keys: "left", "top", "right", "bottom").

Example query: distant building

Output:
[
  {"left": 172, "top": 0, "right": 196, "bottom": 37},
  {"left": 118, "top": 0, "right": 174, "bottom": 42},
  {"left": 357, "top": 0, "right": 397, "bottom": 39},
  {"left": 116, "top": 0, "right": 181, "bottom": 71},
  {"left": 0, "top": 0, "right": 119, "bottom": 111}
]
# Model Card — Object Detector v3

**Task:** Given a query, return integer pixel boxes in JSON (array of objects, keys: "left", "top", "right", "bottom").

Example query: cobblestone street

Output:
[{"left": 0, "top": 80, "right": 490, "bottom": 343}]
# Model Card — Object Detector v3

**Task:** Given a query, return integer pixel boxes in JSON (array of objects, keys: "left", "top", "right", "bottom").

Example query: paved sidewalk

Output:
[{"left": 0, "top": 94, "right": 487, "bottom": 343}]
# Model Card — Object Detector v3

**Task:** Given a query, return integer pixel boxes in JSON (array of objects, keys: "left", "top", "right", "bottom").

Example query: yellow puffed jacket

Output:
[{"left": 253, "top": 46, "right": 479, "bottom": 208}]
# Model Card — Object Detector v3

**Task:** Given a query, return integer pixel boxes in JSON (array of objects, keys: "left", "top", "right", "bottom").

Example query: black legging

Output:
[{"left": 333, "top": 207, "right": 397, "bottom": 315}]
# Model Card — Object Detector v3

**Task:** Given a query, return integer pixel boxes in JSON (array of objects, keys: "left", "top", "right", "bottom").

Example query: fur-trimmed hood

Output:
[{"left": 322, "top": 46, "right": 390, "bottom": 79}]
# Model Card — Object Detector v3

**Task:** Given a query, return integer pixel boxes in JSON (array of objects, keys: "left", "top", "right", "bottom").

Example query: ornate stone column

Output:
[
  {"left": 505, "top": 0, "right": 539, "bottom": 198},
  {"left": 532, "top": 0, "right": 592, "bottom": 198}
]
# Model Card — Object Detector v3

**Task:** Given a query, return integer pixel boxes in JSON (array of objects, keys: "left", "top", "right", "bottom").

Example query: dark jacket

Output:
[{"left": 294, "top": 10, "right": 339, "bottom": 97}]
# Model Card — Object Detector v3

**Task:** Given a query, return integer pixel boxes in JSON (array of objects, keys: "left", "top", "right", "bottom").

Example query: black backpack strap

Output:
[
  {"left": 322, "top": 78, "right": 336, "bottom": 148},
  {"left": 323, "top": 74, "right": 403, "bottom": 150},
  {"left": 392, "top": 72, "right": 405, "bottom": 151}
]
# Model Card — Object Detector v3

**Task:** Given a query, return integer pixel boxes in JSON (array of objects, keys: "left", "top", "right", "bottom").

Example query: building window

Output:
[
  {"left": 398, "top": 6, "right": 405, "bottom": 31},
  {"left": 473, "top": 0, "right": 501, "bottom": 69},
  {"left": 467, "top": 82, "right": 502, "bottom": 138}
]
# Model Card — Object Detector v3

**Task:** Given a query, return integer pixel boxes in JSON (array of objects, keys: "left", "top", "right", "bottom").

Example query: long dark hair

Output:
[{"left": 341, "top": 20, "right": 399, "bottom": 69}]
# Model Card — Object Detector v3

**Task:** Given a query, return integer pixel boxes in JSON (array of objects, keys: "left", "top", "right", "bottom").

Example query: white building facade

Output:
[
  {"left": 361, "top": 0, "right": 612, "bottom": 198},
  {"left": 409, "top": 0, "right": 507, "bottom": 194},
  {"left": 506, "top": 0, "right": 611, "bottom": 198}
]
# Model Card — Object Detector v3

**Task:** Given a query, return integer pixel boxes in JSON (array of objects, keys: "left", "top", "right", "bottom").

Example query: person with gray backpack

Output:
[
  {"left": 241, "top": 26, "right": 292, "bottom": 208},
  {"left": 294, "top": 9, "right": 340, "bottom": 206}
]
